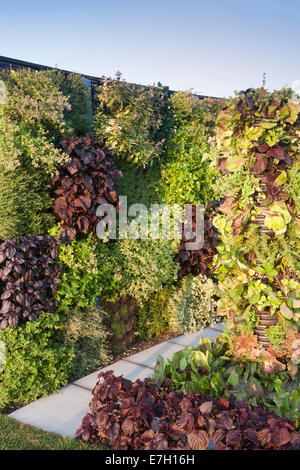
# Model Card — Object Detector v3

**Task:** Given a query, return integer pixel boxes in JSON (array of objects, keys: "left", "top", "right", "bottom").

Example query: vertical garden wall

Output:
[
  {"left": 0, "top": 67, "right": 223, "bottom": 410},
  {"left": 212, "top": 87, "right": 300, "bottom": 373},
  {"left": 1, "top": 64, "right": 299, "bottom": 444}
]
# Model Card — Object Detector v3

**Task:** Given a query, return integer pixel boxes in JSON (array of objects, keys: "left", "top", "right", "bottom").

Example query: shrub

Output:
[
  {"left": 169, "top": 274, "right": 218, "bottom": 334},
  {"left": 0, "top": 235, "right": 62, "bottom": 330},
  {"left": 93, "top": 73, "right": 169, "bottom": 165},
  {"left": 137, "top": 273, "right": 219, "bottom": 340},
  {"left": 46, "top": 69, "right": 91, "bottom": 137},
  {"left": 76, "top": 370, "right": 300, "bottom": 450},
  {"left": 114, "top": 237, "right": 180, "bottom": 306},
  {"left": 63, "top": 307, "right": 112, "bottom": 382},
  {"left": 0, "top": 158, "right": 54, "bottom": 239},
  {"left": 51, "top": 135, "right": 121, "bottom": 240},
  {"left": 153, "top": 337, "right": 300, "bottom": 427},
  {"left": 115, "top": 160, "right": 161, "bottom": 209},
  {"left": 136, "top": 284, "right": 178, "bottom": 340},
  {"left": 0, "top": 312, "right": 74, "bottom": 408},
  {"left": 0, "top": 68, "right": 69, "bottom": 171},
  {"left": 159, "top": 140, "right": 218, "bottom": 207},
  {"left": 0, "top": 68, "right": 70, "bottom": 238},
  {"left": 52, "top": 233, "right": 100, "bottom": 312},
  {"left": 158, "top": 93, "right": 222, "bottom": 207}
]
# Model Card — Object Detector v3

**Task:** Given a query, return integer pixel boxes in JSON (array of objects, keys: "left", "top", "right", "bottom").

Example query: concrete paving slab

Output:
[
  {"left": 9, "top": 384, "right": 91, "bottom": 438},
  {"left": 169, "top": 327, "right": 220, "bottom": 347},
  {"left": 125, "top": 340, "right": 186, "bottom": 369},
  {"left": 73, "top": 360, "right": 154, "bottom": 390}
]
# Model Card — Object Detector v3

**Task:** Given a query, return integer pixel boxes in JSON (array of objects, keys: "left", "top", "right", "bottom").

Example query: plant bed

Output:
[{"left": 76, "top": 370, "right": 300, "bottom": 450}]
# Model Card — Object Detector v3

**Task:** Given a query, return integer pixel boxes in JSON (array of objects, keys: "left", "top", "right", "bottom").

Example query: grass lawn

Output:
[{"left": 0, "top": 413, "right": 103, "bottom": 450}]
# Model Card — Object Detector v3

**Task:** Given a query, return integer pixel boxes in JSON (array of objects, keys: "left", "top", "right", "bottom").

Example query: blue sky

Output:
[{"left": 1, "top": 0, "right": 300, "bottom": 97}]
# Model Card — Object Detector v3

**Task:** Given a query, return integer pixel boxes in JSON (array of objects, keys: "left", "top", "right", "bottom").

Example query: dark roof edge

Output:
[{"left": 0, "top": 55, "right": 223, "bottom": 100}]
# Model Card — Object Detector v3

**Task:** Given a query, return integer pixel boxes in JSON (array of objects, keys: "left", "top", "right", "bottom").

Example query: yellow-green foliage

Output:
[
  {"left": 93, "top": 73, "right": 168, "bottom": 165},
  {"left": 137, "top": 274, "right": 219, "bottom": 339},
  {"left": 159, "top": 92, "right": 222, "bottom": 207},
  {"left": 63, "top": 307, "right": 112, "bottom": 382},
  {"left": 169, "top": 274, "right": 218, "bottom": 334},
  {"left": 52, "top": 233, "right": 101, "bottom": 312},
  {"left": 0, "top": 158, "right": 54, "bottom": 239},
  {"left": 115, "top": 237, "right": 180, "bottom": 306},
  {"left": 137, "top": 285, "right": 179, "bottom": 339}
]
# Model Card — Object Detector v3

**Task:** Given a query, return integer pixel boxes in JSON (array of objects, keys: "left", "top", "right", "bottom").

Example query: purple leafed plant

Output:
[
  {"left": 51, "top": 135, "right": 122, "bottom": 241},
  {"left": 0, "top": 235, "right": 62, "bottom": 329},
  {"left": 76, "top": 371, "right": 300, "bottom": 450}
]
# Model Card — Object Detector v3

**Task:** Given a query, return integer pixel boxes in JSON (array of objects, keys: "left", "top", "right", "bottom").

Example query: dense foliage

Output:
[
  {"left": 81, "top": 236, "right": 180, "bottom": 307},
  {"left": 0, "top": 312, "right": 73, "bottom": 408},
  {"left": 212, "top": 87, "right": 300, "bottom": 362},
  {"left": 0, "top": 69, "right": 70, "bottom": 239},
  {"left": 137, "top": 274, "right": 219, "bottom": 339},
  {"left": 137, "top": 285, "right": 178, "bottom": 340},
  {"left": 115, "top": 160, "right": 161, "bottom": 209},
  {"left": 109, "top": 237, "right": 180, "bottom": 306},
  {"left": 63, "top": 306, "right": 112, "bottom": 382},
  {"left": 52, "top": 233, "right": 101, "bottom": 312},
  {"left": 0, "top": 68, "right": 69, "bottom": 172},
  {"left": 0, "top": 159, "right": 54, "bottom": 239},
  {"left": 93, "top": 73, "right": 169, "bottom": 165},
  {"left": 0, "top": 235, "right": 62, "bottom": 329},
  {"left": 76, "top": 370, "right": 300, "bottom": 450},
  {"left": 159, "top": 93, "right": 221, "bottom": 207},
  {"left": 51, "top": 135, "right": 121, "bottom": 240},
  {"left": 169, "top": 274, "right": 219, "bottom": 334},
  {"left": 46, "top": 69, "right": 91, "bottom": 137}
]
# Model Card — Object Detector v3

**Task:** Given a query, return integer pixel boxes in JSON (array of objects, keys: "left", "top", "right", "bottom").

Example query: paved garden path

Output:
[{"left": 9, "top": 323, "right": 225, "bottom": 438}]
